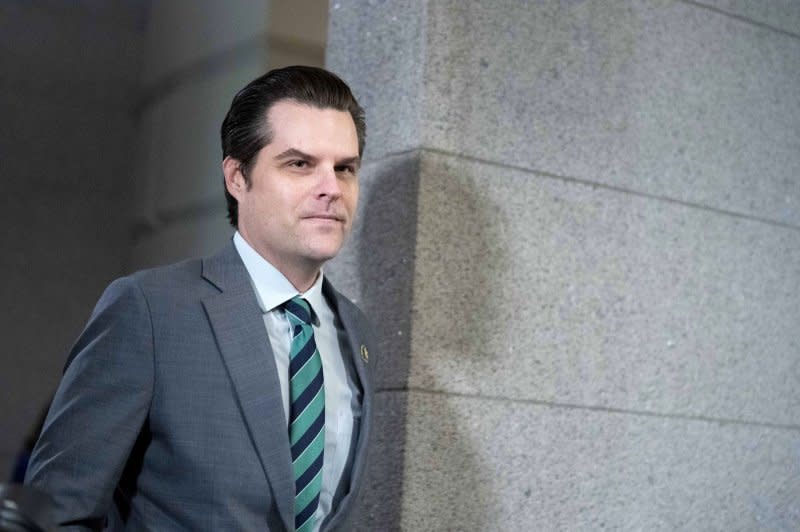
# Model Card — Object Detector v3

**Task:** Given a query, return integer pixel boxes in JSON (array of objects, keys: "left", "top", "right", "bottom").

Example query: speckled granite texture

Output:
[{"left": 326, "top": 1, "right": 800, "bottom": 529}]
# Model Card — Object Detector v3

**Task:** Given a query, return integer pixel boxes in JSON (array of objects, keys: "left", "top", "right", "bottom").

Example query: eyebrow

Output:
[
  {"left": 274, "top": 148, "right": 315, "bottom": 161},
  {"left": 336, "top": 156, "right": 361, "bottom": 169},
  {"left": 274, "top": 148, "right": 361, "bottom": 168}
]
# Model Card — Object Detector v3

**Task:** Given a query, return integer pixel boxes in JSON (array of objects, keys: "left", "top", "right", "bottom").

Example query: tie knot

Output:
[{"left": 284, "top": 296, "right": 313, "bottom": 326}]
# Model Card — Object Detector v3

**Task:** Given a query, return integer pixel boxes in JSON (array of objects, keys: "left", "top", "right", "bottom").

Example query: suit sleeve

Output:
[{"left": 24, "top": 276, "right": 154, "bottom": 531}]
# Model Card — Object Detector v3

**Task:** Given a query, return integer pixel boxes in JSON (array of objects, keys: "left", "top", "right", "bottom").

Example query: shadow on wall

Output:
[
  {"left": 349, "top": 151, "right": 503, "bottom": 529},
  {"left": 403, "top": 153, "right": 504, "bottom": 529},
  {"left": 345, "top": 152, "right": 419, "bottom": 530}
]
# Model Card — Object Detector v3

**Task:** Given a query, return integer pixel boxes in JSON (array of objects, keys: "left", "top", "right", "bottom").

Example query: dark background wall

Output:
[
  {"left": 0, "top": 0, "right": 328, "bottom": 481},
  {"left": 0, "top": 1, "right": 146, "bottom": 478}
]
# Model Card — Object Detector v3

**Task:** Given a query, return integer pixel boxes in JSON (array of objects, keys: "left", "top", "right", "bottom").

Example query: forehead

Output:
[{"left": 264, "top": 100, "right": 357, "bottom": 150}]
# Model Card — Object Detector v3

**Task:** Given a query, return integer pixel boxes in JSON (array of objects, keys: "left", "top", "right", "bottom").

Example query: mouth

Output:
[{"left": 303, "top": 214, "right": 345, "bottom": 223}]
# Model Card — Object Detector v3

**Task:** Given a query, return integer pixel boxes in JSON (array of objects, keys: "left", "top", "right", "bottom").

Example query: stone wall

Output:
[{"left": 326, "top": 1, "right": 800, "bottom": 529}]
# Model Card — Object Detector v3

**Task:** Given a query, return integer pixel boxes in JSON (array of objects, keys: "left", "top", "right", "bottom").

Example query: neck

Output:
[
  {"left": 284, "top": 267, "right": 320, "bottom": 293},
  {"left": 236, "top": 230, "right": 322, "bottom": 293}
]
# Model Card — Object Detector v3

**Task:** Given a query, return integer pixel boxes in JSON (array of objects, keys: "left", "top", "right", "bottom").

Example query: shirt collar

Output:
[{"left": 233, "top": 231, "right": 325, "bottom": 320}]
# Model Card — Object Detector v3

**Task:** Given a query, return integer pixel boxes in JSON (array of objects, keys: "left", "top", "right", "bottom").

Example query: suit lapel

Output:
[
  {"left": 322, "top": 280, "right": 375, "bottom": 524},
  {"left": 201, "top": 244, "right": 295, "bottom": 531}
]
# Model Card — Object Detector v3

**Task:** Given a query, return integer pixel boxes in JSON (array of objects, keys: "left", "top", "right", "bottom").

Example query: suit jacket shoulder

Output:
[{"left": 26, "top": 242, "right": 377, "bottom": 531}]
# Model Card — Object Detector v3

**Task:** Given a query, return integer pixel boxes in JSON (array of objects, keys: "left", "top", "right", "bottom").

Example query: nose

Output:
[{"left": 316, "top": 165, "right": 342, "bottom": 200}]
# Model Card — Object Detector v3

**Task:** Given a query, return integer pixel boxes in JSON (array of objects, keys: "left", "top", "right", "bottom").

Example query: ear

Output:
[{"left": 223, "top": 156, "right": 247, "bottom": 201}]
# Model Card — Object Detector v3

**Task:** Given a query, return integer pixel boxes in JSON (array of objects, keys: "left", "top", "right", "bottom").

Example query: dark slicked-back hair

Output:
[{"left": 220, "top": 65, "right": 366, "bottom": 227}]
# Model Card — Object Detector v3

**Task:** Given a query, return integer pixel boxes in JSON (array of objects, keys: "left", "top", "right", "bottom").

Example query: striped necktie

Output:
[{"left": 284, "top": 296, "right": 325, "bottom": 532}]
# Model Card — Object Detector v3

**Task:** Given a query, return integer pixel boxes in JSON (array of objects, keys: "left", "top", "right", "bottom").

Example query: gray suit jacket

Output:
[{"left": 25, "top": 243, "right": 375, "bottom": 531}]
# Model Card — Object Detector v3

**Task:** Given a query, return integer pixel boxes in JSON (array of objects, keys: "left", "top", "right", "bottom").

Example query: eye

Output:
[
  {"left": 288, "top": 160, "right": 309, "bottom": 168},
  {"left": 335, "top": 165, "right": 356, "bottom": 174}
]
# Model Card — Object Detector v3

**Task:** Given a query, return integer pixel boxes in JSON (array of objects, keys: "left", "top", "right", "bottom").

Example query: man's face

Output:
[{"left": 226, "top": 100, "right": 360, "bottom": 283}]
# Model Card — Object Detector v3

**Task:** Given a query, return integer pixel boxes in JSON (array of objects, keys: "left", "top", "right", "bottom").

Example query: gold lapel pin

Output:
[{"left": 360, "top": 344, "right": 369, "bottom": 363}]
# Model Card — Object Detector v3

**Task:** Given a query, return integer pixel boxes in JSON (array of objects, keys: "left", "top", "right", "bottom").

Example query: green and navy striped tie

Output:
[{"left": 285, "top": 296, "right": 325, "bottom": 532}]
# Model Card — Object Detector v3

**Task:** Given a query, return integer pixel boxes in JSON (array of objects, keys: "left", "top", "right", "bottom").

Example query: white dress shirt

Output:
[{"left": 233, "top": 232, "right": 360, "bottom": 531}]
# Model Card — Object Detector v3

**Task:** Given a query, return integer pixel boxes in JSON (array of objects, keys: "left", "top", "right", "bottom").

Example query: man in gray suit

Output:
[{"left": 25, "top": 66, "right": 375, "bottom": 531}]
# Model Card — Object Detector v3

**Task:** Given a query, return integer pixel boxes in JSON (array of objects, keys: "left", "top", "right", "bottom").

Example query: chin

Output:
[
  {"left": 304, "top": 244, "right": 344, "bottom": 263},
  {"left": 304, "top": 235, "right": 346, "bottom": 259}
]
